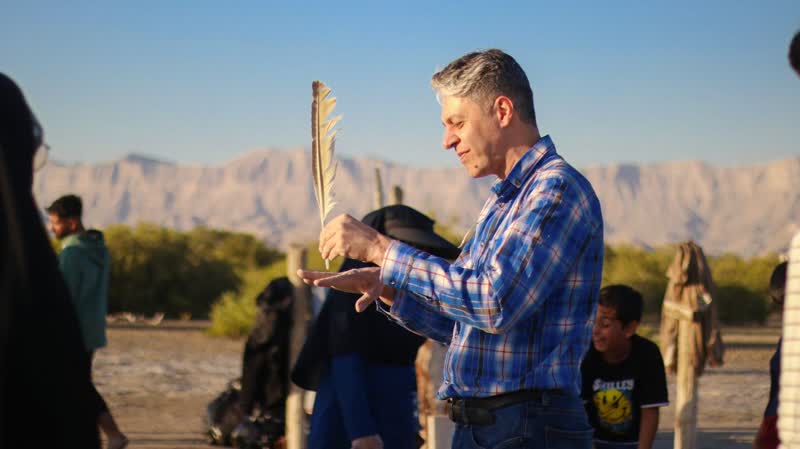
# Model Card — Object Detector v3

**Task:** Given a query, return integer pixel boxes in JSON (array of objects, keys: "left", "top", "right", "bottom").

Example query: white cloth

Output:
[{"left": 779, "top": 232, "right": 800, "bottom": 448}]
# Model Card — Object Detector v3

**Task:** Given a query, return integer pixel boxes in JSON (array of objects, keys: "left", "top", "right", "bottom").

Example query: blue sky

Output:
[{"left": 2, "top": 1, "right": 798, "bottom": 168}]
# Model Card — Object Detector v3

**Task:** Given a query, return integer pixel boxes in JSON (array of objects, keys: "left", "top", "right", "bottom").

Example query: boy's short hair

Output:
[
  {"left": 790, "top": 31, "right": 800, "bottom": 75},
  {"left": 46, "top": 194, "right": 82, "bottom": 219},
  {"left": 598, "top": 284, "right": 643, "bottom": 326},
  {"left": 770, "top": 261, "right": 788, "bottom": 305}
]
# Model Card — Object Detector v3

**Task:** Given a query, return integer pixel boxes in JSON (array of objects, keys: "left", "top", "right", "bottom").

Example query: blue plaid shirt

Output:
[{"left": 377, "top": 135, "right": 603, "bottom": 399}]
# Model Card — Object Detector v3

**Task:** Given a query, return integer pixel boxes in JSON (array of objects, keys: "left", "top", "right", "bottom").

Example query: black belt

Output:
[{"left": 448, "top": 389, "right": 564, "bottom": 426}]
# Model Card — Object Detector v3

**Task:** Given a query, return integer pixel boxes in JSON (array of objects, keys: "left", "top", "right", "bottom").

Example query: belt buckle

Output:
[
  {"left": 448, "top": 399, "right": 496, "bottom": 426},
  {"left": 447, "top": 398, "right": 462, "bottom": 424}
]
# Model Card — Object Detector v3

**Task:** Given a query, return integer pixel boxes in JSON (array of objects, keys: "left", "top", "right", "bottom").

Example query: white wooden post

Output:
[
  {"left": 286, "top": 244, "right": 310, "bottom": 449},
  {"left": 373, "top": 167, "right": 385, "bottom": 210},
  {"left": 675, "top": 317, "right": 698, "bottom": 449},
  {"left": 390, "top": 185, "right": 404, "bottom": 205},
  {"left": 416, "top": 342, "right": 451, "bottom": 449},
  {"left": 663, "top": 300, "right": 698, "bottom": 449}
]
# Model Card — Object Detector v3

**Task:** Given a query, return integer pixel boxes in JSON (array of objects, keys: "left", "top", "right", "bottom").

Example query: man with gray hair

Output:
[{"left": 300, "top": 49, "right": 603, "bottom": 448}]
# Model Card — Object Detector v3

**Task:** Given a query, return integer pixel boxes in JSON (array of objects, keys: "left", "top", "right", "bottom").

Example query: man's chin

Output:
[{"left": 464, "top": 166, "right": 490, "bottom": 179}]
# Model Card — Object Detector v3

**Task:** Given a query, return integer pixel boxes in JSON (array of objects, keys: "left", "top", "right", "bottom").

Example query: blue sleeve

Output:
[
  {"left": 380, "top": 174, "right": 597, "bottom": 334},
  {"left": 330, "top": 353, "right": 378, "bottom": 440},
  {"left": 375, "top": 290, "right": 454, "bottom": 345}
]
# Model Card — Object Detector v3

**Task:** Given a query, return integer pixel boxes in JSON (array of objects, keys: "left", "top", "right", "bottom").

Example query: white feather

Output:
[{"left": 311, "top": 80, "right": 340, "bottom": 269}]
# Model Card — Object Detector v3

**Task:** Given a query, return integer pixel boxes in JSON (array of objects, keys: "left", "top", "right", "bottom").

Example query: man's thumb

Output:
[{"left": 355, "top": 294, "right": 375, "bottom": 312}]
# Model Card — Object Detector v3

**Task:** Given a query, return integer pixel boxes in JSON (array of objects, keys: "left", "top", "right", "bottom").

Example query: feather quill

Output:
[{"left": 311, "top": 80, "right": 340, "bottom": 269}]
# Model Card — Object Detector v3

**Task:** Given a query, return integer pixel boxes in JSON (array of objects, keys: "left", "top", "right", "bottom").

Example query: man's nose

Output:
[{"left": 442, "top": 129, "right": 458, "bottom": 150}]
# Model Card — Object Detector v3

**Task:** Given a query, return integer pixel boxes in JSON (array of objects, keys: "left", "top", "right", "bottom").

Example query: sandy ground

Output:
[{"left": 95, "top": 323, "right": 780, "bottom": 449}]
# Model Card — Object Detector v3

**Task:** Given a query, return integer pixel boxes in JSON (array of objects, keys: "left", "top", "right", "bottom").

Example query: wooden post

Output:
[
  {"left": 415, "top": 341, "right": 451, "bottom": 449},
  {"left": 390, "top": 185, "right": 404, "bottom": 205},
  {"left": 373, "top": 167, "right": 384, "bottom": 210},
  {"left": 674, "top": 317, "right": 698, "bottom": 449},
  {"left": 663, "top": 300, "right": 699, "bottom": 449},
  {"left": 286, "top": 244, "right": 311, "bottom": 449}
]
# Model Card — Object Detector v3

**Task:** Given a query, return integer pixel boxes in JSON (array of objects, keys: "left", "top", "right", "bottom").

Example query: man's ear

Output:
[
  {"left": 624, "top": 320, "right": 639, "bottom": 338},
  {"left": 493, "top": 96, "right": 514, "bottom": 127}
]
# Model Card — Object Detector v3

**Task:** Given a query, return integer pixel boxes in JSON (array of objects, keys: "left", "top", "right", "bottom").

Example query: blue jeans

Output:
[
  {"left": 451, "top": 391, "right": 593, "bottom": 449},
  {"left": 593, "top": 442, "right": 637, "bottom": 449}
]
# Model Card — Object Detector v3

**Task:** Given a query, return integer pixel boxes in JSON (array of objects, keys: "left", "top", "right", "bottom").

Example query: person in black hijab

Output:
[
  {"left": 240, "top": 277, "right": 293, "bottom": 419},
  {"left": 0, "top": 73, "right": 100, "bottom": 449},
  {"left": 291, "top": 205, "right": 460, "bottom": 449}
]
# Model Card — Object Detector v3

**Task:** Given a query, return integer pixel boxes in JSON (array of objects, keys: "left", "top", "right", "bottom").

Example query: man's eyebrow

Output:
[{"left": 442, "top": 114, "right": 463, "bottom": 126}]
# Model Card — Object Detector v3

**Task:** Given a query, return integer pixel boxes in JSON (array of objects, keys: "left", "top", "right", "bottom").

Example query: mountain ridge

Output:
[{"left": 34, "top": 149, "right": 800, "bottom": 256}]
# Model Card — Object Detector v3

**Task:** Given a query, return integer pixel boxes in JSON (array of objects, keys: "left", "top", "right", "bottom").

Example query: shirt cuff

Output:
[
  {"left": 375, "top": 288, "right": 409, "bottom": 320},
  {"left": 379, "top": 240, "right": 418, "bottom": 292},
  {"left": 374, "top": 292, "right": 396, "bottom": 317}
]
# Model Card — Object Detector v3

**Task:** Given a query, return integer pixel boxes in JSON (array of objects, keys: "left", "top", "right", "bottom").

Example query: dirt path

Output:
[
  {"left": 95, "top": 324, "right": 241, "bottom": 449},
  {"left": 96, "top": 324, "right": 779, "bottom": 449}
]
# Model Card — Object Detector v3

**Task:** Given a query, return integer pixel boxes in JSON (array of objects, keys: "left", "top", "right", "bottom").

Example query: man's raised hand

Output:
[
  {"left": 318, "top": 214, "right": 392, "bottom": 266},
  {"left": 297, "top": 267, "right": 393, "bottom": 312}
]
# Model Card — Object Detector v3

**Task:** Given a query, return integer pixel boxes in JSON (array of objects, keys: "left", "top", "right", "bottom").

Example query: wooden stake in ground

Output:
[
  {"left": 415, "top": 341, "right": 452, "bottom": 449},
  {"left": 659, "top": 241, "right": 724, "bottom": 449},
  {"left": 390, "top": 185, "right": 404, "bottom": 205},
  {"left": 286, "top": 244, "right": 311, "bottom": 449},
  {"left": 663, "top": 301, "right": 699, "bottom": 449},
  {"left": 373, "top": 167, "right": 384, "bottom": 210}
]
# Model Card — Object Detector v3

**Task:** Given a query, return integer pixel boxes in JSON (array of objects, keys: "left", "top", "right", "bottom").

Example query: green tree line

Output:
[
  {"left": 101, "top": 224, "right": 281, "bottom": 318},
  {"left": 603, "top": 244, "right": 780, "bottom": 324},
  {"left": 59, "top": 224, "right": 782, "bottom": 333}
]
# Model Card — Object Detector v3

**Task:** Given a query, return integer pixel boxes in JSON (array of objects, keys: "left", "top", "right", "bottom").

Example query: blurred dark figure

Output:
[
  {"left": 240, "top": 277, "right": 293, "bottom": 419},
  {"left": 754, "top": 262, "right": 787, "bottom": 449},
  {"left": 233, "top": 277, "right": 293, "bottom": 448},
  {"left": 206, "top": 277, "right": 293, "bottom": 448},
  {"left": 292, "top": 205, "right": 460, "bottom": 449},
  {"left": 790, "top": 31, "right": 800, "bottom": 77},
  {"left": 0, "top": 73, "right": 100, "bottom": 448}
]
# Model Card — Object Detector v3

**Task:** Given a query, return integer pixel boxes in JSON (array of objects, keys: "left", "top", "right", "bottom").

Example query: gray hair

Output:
[{"left": 431, "top": 49, "right": 537, "bottom": 126}]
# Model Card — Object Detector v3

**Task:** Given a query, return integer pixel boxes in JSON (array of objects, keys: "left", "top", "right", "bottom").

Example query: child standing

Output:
[{"left": 582, "top": 285, "right": 669, "bottom": 449}]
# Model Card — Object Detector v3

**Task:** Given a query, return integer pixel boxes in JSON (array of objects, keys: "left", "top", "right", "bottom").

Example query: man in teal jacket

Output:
[{"left": 47, "top": 194, "right": 128, "bottom": 449}]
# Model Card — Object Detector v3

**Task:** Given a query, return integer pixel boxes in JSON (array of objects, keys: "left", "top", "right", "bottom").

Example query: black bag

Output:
[
  {"left": 205, "top": 379, "right": 286, "bottom": 448},
  {"left": 231, "top": 414, "right": 285, "bottom": 449},
  {"left": 205, "top": 379, "right": 244, "bottom": 446}
]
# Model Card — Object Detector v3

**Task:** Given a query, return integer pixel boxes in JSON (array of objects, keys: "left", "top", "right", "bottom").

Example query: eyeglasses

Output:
[{"left": 31, "top": 113, "right": 49, "bottom": 172}]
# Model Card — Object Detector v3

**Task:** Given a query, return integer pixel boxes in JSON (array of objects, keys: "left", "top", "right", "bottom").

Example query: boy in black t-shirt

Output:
[{"left": 581, "top": 285, "right": 669, "bottom": 449}]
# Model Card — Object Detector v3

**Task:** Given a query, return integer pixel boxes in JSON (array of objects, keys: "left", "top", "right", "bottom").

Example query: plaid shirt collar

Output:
[{"left": 490, "top": 134, "right": 556, "bottom": 196}]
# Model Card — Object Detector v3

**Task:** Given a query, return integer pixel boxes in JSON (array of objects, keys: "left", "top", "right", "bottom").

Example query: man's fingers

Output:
[
  {"left": 307, "top": 270, "right": 358, "bottom": 290},
  {"left": 320, "top": 238, "right": 338, "bottom": 262},
  {"left": 297, "top": 269, "right": 334, "bottom": 282},
  {"left": 319, "top": 214, "right": 361, "bottom": 261},
  {"left": 298, "top": 270, "right": 336, "bottom": 288},
  {"left": 355, "top": 293, "right": 375, "bottom": 312}
]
